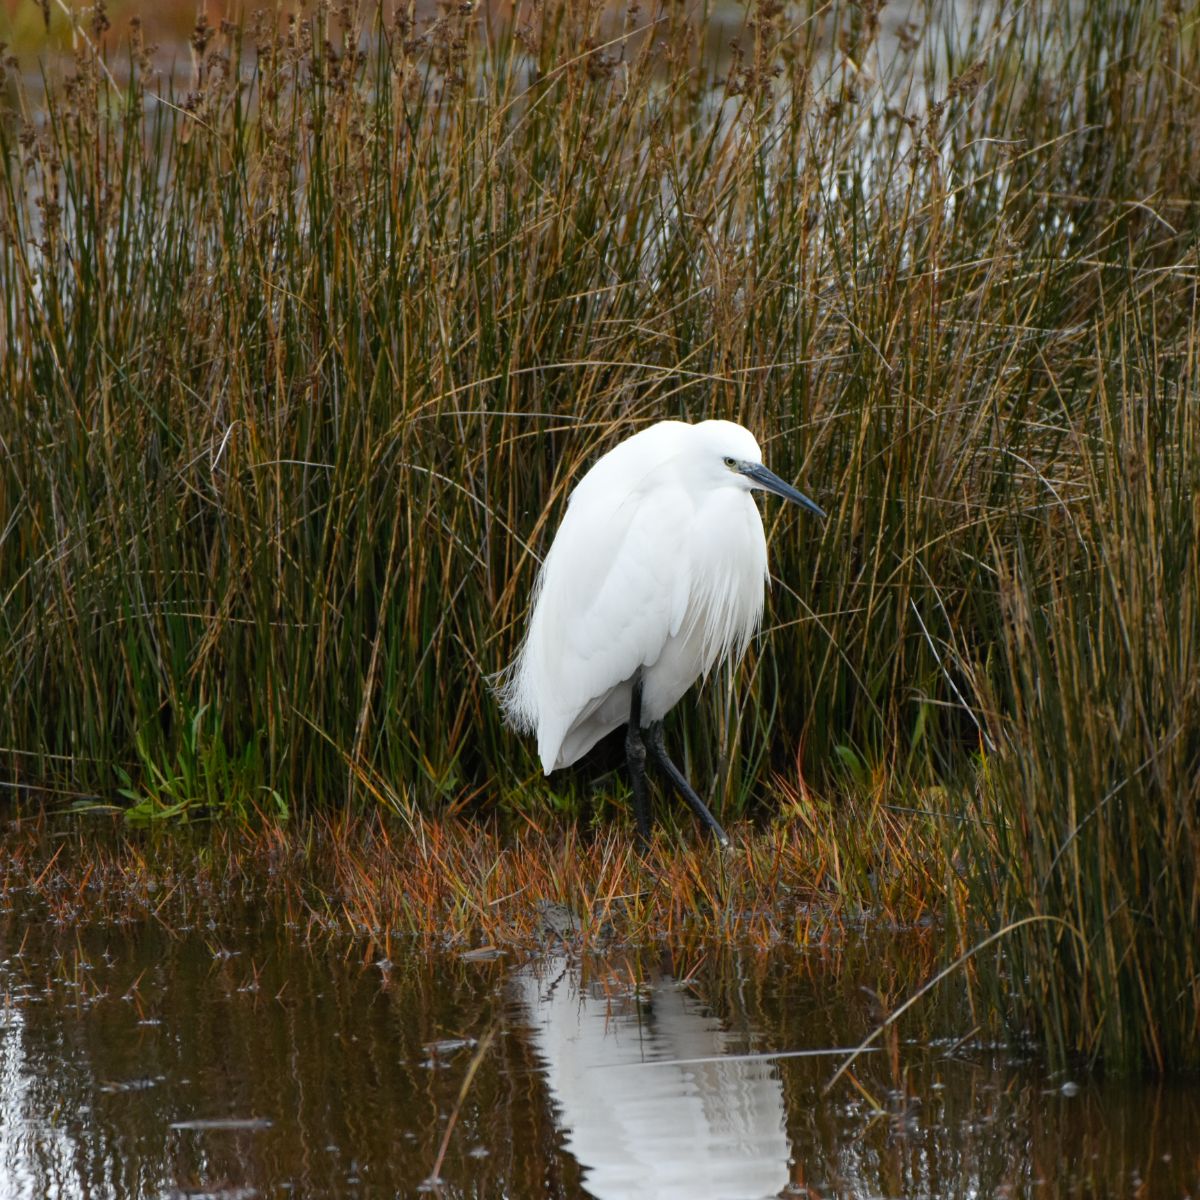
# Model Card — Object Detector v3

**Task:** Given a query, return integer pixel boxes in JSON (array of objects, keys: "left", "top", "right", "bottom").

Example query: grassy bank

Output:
[
  {"left": 0, "top": 803, "right": 940, "bottom": 948},
  {"left": 2, "top": 1, "right": 1199, "bottom": 1071}
]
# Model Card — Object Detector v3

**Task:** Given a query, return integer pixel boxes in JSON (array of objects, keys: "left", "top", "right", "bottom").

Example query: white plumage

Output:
[{"left": 498, "top": 419, "right": 822, "bottom": 843}]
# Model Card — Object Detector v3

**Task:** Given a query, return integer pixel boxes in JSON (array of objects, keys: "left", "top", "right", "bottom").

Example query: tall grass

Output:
[
  {"left": 955, "top": 300, "right": 1200, "bottom": 1072},
  {"left": 1, "top": 1, "right": 1198, "bottom": 1069}
]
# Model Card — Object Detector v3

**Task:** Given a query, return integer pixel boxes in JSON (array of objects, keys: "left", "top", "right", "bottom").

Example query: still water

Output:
[{"left": 1, "top": 896, "right": 1197, "bottom": 1199}]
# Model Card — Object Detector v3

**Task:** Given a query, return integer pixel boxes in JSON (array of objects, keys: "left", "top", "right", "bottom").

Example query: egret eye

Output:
[{"left": 723, "top": 456, "right": 737, "bottom": 469}]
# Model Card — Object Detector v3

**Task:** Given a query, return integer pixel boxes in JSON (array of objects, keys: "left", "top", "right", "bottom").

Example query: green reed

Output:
[{"left": 1, "top": 0, "right": 1198, "bottom": 1070}]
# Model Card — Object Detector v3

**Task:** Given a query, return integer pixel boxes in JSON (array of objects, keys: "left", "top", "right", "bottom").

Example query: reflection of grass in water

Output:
[{"left": 1, "top": 2, "right": 1199, "bottom": 1072}]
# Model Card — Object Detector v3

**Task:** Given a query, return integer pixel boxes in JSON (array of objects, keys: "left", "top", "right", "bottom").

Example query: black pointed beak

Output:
[{"left": 742, "top": 462, "right": 826, "bottom": 519}]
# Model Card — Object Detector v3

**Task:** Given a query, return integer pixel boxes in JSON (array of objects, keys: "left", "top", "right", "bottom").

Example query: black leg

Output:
[
  {"left": 625, "top": 672, "right": 651, "bottom": 847},
  {"left": 646, "top": 722, "right": 731, "bottom": 849}
]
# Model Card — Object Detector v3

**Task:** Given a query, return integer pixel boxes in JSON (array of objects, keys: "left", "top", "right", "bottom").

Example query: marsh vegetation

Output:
[{"left": 1, "top": 0, "right": 1198, "bottom": 1085}]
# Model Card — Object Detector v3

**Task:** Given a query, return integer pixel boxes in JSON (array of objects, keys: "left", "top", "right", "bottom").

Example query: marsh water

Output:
[{"left": 1, "top": 889, "right": 1197, "bottom": 1200}]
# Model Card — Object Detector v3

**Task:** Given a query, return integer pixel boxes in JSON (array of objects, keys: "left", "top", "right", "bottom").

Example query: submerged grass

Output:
[{"left": 1, "top": 1, "right": 1199, "bottom": 1071}]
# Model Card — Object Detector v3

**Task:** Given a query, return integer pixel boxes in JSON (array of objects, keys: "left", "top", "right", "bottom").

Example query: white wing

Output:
[{"left": 503, "top": 464, "right": 694, "bottom": 772}]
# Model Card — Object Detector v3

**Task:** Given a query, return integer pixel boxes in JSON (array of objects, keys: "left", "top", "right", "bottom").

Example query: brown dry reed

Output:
[
  {"left": 0, "top": 807, "right": 934, "bottom": 951},
  {"left": 1, "top": 1, "right": 1198, "bottom": 1072}
]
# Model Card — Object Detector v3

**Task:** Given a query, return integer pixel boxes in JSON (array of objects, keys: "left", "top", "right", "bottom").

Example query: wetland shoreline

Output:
[{"left": 3, "top": 807, "right": 1198, "bottom": 1198}]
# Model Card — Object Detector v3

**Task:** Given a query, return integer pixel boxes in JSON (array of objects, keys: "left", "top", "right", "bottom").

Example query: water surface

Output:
[{"left": 1, "top": 893, "right": 1197, "bottom": 1199}]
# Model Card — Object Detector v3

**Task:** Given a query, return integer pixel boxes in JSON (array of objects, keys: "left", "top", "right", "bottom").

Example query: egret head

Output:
[{"left": 694, "top": 420, "right": 825, "bottom": 519}]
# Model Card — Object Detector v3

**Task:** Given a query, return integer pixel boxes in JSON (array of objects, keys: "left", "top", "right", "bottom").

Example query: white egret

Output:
[{"left": 498, "top": 419, "right": 823, "bottom": 846}]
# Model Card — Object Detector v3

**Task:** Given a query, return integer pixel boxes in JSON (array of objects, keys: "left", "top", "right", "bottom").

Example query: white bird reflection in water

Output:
[{"left": 514, "top": 956, "right": 791, "bottom": 1200}]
